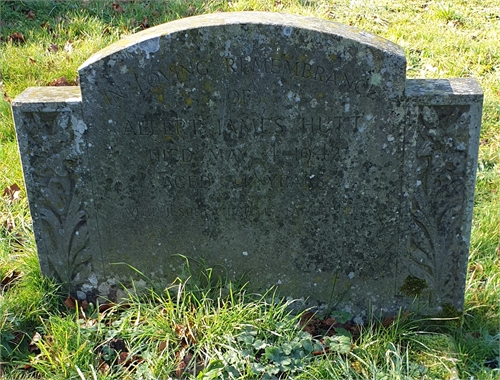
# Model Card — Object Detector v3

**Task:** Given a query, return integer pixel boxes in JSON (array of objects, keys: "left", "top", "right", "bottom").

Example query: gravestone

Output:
[{"left": 12, "top": 12, "right": 482, "bottom": 318}]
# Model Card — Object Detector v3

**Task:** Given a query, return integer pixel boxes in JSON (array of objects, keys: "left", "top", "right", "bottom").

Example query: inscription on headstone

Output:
[{"left": 12, "top": 12, "right": 482, "bottom": 317}]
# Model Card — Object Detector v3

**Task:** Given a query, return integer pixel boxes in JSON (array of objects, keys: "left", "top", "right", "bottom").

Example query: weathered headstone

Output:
[{"left": 12, "top": 12, "right": 482, "bottom": 317}]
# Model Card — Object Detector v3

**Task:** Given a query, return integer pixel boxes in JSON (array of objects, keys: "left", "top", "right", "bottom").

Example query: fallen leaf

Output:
[
  {"left": 97, "top": 337, "right": 144, "bottom": 370},
  {"left": 139, "top": 17, "right": 149, "bottom": 30},
  {"left": 175, "top": 323, "right": 197, "bottom": 344},
  {"left": 117, "top": 351, "right": 129, "bottom": 365},
  {"left": 64, "top": 40, "right": 73, "bottom": 54},
  {"left": 1, "top": 270, "right": 22, "bottom": 292},
  {"left": 470, "top": 262, "right": 484, "bottom": 273},
  {"left": 3, "top": 183, "right": 21, "bottom": 202},
  {"left": 40, "top": 22, "right": 54, "bottom": 35},
  {"left": 117, "top": 352, "right": 143, "bottom": 368},
  {"left": 382, "top": 316, "right": 395, "bottom": 328},
  {"left": 8, "top": 32, "right": 25, "bottom": 44},
  {"left": 158, "top": 340, "right": 167, "bottom": 351},
  {"left": 81, "top": 318, "right": 97, "bottom": 329},
  {"left": 111, "top": 1, "right": 125, "bottom": 14},
  {"left": 3, "top": 218, "right": 15, "bottom": 233},
  {"left": 300, "top": 311, "right": 316, "bottom": 326},
  {"left": 3, "top": 92, "right": 12, "bottom": 103},
  {"left": 424, "top": 63, "right": 438, "bottom": 72},
  {"left": 323, "top": 317, "right": 336, "bottom": 327},
  {"left": 175, "top": 350, "right": 204, "bottom": 377},
  {"left": 64, "top": 295, "right": 77, "bottom": 309},
  {"left": 28, "top": 57, "right": 37, "bottom": 64},
  {"left": 26, "top": 10, "right": 36, "bottom": 20},
  {"left": 175, "top": 347, "right": 189, "bottom": 378},
  {"left": 175, "top": 323, "right": 187, "bottom": 340},
  {"left": 448, "top": 19, "right": 463, "bottom": 28},
  {"left": 11, "top": 233, "right": 25, "bottom": 248},
  {"left": 98, "top": 359, "right": 110, "bottom": 375},
  {"left": 47, "top": 77, "right": 77, "bottom": 86},
  {"left": 312, "top": 347, "right": 328, "bottom": 356},
  {"left": 28, "top": 332, "right": 42, "bottom": 354},
  {"left": 98, "top": 302, "right": 115, "bottom": 313},
  {"left": 300, "top": 311, "right": 322, "bottom": 335},
  {"left": 80, "top": 299, "right": 89, "bottom": 311},
  {"left": 48, "top": 43, "right": 59, "bottom": 53},
  {"left": 185, "top": 6, "right": 197, "bottom": 17}
]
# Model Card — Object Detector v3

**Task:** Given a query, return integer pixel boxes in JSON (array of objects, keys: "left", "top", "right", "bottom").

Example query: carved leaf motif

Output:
[
  {"left": 47, "top": 254, "right": 65, "bottom": 280},
  {"left": 24, "top": 111, "right": 92, "bottom": 290},
  {"left": 39, "top": 207, "right": 63, "bottom": 254},
  {"left": 411, "top": 187, "right": 437, "bottom": 255},
  {"left": 68, "top": 219, "right": 91, "bottom": 280},
  {"left": 408, "top": 245, "right": 429, "bottom": 263},
  {"left": 409, "top": 226, "right": 433, "bottom": 264},
  {"left": 408, "top": 105, "right": 469, "bottom": 305},
  {"left": 62, "top": 205, "right": 91, "bottom": 283},
  {"left": 39, "top": 172, "right": 91, "bottom": 286},
  {"left": 68, "top": 213, "right": 88, "bottom": 259},
  {"left": 44, "top": 177, "right": 70, "bottom": 215}
]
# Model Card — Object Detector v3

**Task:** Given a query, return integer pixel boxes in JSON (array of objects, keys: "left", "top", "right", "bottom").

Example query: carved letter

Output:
[
  {"left": 225, "top": 57, "right": 236, "bottom": 73},
  {"left": 301, "top": 63, "right": 312, "bottom": 79}
]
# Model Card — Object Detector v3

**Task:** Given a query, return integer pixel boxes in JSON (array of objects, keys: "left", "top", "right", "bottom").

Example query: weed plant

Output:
[{"left": 1, "top": 0, "right": 499, "bottom": 378}]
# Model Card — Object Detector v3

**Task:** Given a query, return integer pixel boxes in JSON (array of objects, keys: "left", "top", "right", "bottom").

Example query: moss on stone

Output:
[
  {"left": 410, "top": 333, "right": 459, "bottom": 380},
  {"left": 400, "top": 275, "right": 428, "bottom": 297},
  {"left": 438, "top": 303, "right": 462, "bottom": 319}
]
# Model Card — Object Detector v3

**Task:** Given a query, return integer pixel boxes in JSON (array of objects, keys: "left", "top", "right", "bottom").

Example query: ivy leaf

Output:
[
  {"left": 330, "top": 310, "right": 352, "bottom": 324},
  {"left": 237, "top": 331, "right": 255, "bottom": 345},
  {"left": 252, "top": 339, "right": 267, "bottom": 350},
  {"left": 263, "top": 366, "right": 280, "bottom": 376},
  {"left": 335, "top": 327, "right": 353, "bottom": 339},
  {"left": 281, "top": 342, "right": 293, "bottom": 355},
  {"left": 251, "top": 362, "right": 265, "bottom": 373},
  {"left": 301, "top": 338, "right": 314, "bottom": 353},
  {"left": 324, "top": 335, "right": 352, "bottom": 354},
  {"left": 265, "top": 345, "right": 291, "bottom": 368}
]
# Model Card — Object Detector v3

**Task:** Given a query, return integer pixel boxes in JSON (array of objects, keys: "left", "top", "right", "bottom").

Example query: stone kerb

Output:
[{"left": 12, "top": 12, "right": 483, "bottom": 318}]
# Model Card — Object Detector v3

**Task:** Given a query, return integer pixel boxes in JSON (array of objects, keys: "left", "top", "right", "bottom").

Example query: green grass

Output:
[{"left": 1, "top": 0, "right": 499, "bottom": 378}]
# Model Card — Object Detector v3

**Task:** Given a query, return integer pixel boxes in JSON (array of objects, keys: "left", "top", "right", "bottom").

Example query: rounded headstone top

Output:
[{"left": 79, "top": 12, "right": 406, "bottom": 76}]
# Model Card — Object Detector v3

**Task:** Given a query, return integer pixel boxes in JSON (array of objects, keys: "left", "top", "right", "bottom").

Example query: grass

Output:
[{"left": 1, "top": 0, "right": 499, "bottom": 378}]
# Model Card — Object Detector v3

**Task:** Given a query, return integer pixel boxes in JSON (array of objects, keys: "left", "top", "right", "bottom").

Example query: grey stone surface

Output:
[{"left": 12, "top": 12, "right": 483, "bottom": 317}]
